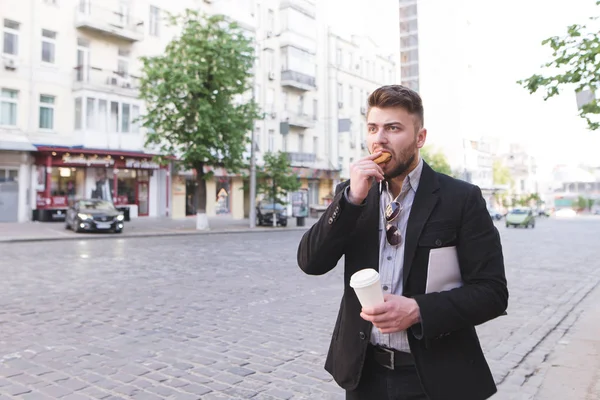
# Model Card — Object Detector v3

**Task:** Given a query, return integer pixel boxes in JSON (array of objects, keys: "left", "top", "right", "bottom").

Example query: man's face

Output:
[{"left": 366, "top": 106, "right": 426, "bottom": 180}]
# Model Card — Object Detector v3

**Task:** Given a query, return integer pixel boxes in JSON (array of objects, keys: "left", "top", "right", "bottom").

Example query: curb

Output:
[{"left": 0, "top": 226, "right": 312, "bottom": 244}]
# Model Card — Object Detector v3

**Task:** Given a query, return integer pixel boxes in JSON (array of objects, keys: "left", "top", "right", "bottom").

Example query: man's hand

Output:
[
  {"left": 347, "top": 152, "right": 385, "bottom": 205},
  {"left": 360, "top": 294, "right": 421, "bottom": 334}
]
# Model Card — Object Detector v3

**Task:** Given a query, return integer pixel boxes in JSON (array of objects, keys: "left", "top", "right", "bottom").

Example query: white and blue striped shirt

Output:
[{"left": 370, "top": 158, "right": 423, "bottom": 352}]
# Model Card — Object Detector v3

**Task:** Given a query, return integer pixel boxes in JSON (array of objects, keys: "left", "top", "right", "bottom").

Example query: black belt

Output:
[{"left": 369, "top": 344, "right": 414, "bottom": 370}]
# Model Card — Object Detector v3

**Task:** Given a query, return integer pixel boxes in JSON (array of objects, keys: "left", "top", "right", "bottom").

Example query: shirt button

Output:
[
  {"left": 359, "top": 332, "right": 366, "bottom": 340},
  {"left": 383, "top": 285, "right": 389, "bottom": 291},
  {"left": 435, "top": 239, "right": 442, "bottom": 246},
  {"left": 386, "top": 256, "right": 392, "bottom": 261}
]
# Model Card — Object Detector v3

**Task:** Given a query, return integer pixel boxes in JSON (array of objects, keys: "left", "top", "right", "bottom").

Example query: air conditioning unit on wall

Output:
[{"left": 3, "top": 57, "right": 17, "bottom": 70}]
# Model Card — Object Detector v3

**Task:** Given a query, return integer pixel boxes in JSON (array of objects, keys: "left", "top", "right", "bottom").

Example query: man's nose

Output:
[{"left": 373, "top": 128, "right": 387, "bottom": 143}]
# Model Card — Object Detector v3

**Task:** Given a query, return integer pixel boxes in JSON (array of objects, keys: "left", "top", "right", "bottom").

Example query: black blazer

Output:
[{"left": 297, "top": 162, "right": 508, "bottom": 400}]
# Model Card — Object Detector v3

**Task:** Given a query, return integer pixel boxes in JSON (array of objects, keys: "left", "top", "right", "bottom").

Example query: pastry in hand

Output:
[{"left": 374, "top": 153, "right": 391, "bottom": 164}]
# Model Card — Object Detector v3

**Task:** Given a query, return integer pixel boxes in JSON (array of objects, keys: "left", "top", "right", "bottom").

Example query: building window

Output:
[
  {"left": 86, "top": 97, "right": 95, "bottom": 129},
  {"left": 267, "top": 9, "right": 274, "bottom": 32},
  {"left": 268, "top": 129, "right": 275, "bottom": 152},
  {"left": 298, "top": 134, "right": 304, "bottom": 153},
  {"left": 122, "top": 103, "right": 130, "bottom": 132},
  {"left": 0, "top": 88, "right": 18, "bottom": 126},
  {"left": 98, "top": 99, "right": 107, "bottom": 132},
  {"left": 132, "top": 105, "right": 140, "bottom": 133},
  {"left": 349, "top": 86, "right": 353, "bottom": 107},
  {"left": 117, "top": 48, "right": 130, "bottom": 77},
  {"left": 255, "top": 127, "right": 261, "bottom": 152},
  {"left": 74, "top": 98, "right": 82, "bottom": 130},
  {"left": 337, "top": 83, "right": 343, "bottom": 103},
  {"left": 149, "top": 6, "right": 160, "bottom": 37},
  {"left": 3, "top": 19, "right": 19, "bottom": 56},
  {"left": 336, "top": 48, "right": 342, "bottom": 67},
  {"left": 41, "top": 29, "right": 56, "bottom": 63},
  {"left": 313, "top": 136, "right": 318, "bottom": 155},
  {"left": 111, "top": 101, "right": 119, "bottom": 131},
  {"left": 39, "top": 95, "right": 55, "bottom": 130},
  {"left": 298, "top": 95, "right": 304, "bottom": 115},
  {"left": 312, "top": 99, "right": 317, "bottom": 120},
  {"left": 282, "top": 133, "right": 287, "bottom": 152}
]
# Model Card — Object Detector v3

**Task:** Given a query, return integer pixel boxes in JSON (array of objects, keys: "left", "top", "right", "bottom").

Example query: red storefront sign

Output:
[{"left": 36, "top": 194, "right": 69, "bottom": 208}]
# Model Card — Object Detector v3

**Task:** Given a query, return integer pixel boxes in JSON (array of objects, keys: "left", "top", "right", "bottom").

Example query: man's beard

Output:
[{"left": 383, "top": 141, "right": 417, "bottom": 180}]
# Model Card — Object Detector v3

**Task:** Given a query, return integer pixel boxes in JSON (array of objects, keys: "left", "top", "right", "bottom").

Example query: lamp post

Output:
[
  {"left": 249, "top": 110, "right": 257, "bottom": 228},
  {"left": 249, "top": 33, "right": 279, "bottom": 228}
]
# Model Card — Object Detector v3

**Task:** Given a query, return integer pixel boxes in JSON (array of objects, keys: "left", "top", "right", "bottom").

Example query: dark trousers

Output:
[{"left": 346, "top": 347, "right": 429, "bottom": 400}]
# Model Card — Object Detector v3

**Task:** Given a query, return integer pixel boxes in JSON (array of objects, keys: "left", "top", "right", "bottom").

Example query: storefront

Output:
[
  {"left": 0, "top": 148, "right": 34, "bottom": 223},
  {"left": 33, "top": 147, "right": 169, "bottom": 222},
  {"left": 171, "top": 166, "right": 243, "bottom": 220}
]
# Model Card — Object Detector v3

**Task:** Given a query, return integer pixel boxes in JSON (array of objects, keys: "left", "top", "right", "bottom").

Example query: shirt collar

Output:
[{"left": 379, "top": 157, "right": 424, "bottom": 195}]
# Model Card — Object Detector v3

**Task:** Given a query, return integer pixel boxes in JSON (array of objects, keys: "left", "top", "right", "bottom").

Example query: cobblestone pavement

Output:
[{"left": 0, "top": 217, "right": 599, "bottom": 399}]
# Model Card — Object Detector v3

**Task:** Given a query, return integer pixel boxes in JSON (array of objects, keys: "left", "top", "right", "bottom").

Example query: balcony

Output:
[
  {"left": 286, "top": 152, "right": 316, "bottom": 164},
  {"left": 74, "top": 3, "right": 144, "bottom": 42},
  {"left": 280, "top": 0, "right": 316, "bottom": 18},
  {"left": 73, "top": 67, "right": 139, "bottom": 98},
  {"left": 282, "top": 112, "right": 316, "bottom": 129},
  {"left": 281, "top": 70, "right": 316, "bottom": 91}
]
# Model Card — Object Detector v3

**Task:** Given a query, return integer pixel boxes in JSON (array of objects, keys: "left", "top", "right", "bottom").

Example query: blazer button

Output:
[
  {"left": 359, "top": 332, "right": 366, "bottom": 340},
  {"left": 328, "top": 217, "right": 334, "bottom": 224},
  {"left": 435, "top": 239, "right": 442, "bottom": 246}
]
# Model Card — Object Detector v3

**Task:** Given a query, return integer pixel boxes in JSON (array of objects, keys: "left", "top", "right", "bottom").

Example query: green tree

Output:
[
  {"left": 493, "top": 160, "right": 513, "bottom": 186},
  {"left": 518, "top": 1, "right": 600, "bottom": 130},
  {"left": 420, "top": 145, "right": 453, "bottom": 176},
  {"left": 138, "top": 10, "right": 261, "bottom": 228},
  {"left": 256, "top": 151, "right": 301, "bottom": 205}
]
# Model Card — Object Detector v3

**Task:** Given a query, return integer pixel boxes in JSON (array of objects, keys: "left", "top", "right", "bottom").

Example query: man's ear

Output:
[{"left": 416, "top": 128, "right": 427, "bottom": 149}]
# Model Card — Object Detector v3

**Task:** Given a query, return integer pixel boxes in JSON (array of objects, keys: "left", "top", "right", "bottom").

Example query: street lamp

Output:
[
  {"left": 249, "top": 33, "right": 279, "bottom": 229},
  {"left": 249, "top": 108, "right": 257, "bottom": 228}
]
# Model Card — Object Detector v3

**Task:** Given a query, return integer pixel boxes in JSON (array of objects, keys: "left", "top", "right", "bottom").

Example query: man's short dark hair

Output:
[{"left": 367, "top": 85, "right": 424, "bottom": 130}]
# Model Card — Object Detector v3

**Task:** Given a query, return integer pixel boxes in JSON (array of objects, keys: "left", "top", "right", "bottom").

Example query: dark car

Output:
[
  {"left": 256, "top": 202, "right": 288, "bottom": 227},
  {"left": 65, "top": 199, "right": 125, "bottom": 233}
]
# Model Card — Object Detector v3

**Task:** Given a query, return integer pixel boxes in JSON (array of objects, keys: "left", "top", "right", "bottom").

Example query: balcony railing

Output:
[
  {"left": 74, "top": 2, "right": 144, "bottom": 42},
  {"left": 281, "top": 70, "right": 316, "bottom": 91},
  {"left": 282, "top": 112, "right": 316, "bottom": 129},
  {"left": 73, "top": 66, "right": 139, "bottom": 97},
  {"left": 285, "top": 152, "right": 316, "bottom": 164}
]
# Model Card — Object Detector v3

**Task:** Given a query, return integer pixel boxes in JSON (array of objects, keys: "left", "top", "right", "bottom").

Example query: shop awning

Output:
[{"left": 34, "top": 145, "right": 164, "bottom": 159}]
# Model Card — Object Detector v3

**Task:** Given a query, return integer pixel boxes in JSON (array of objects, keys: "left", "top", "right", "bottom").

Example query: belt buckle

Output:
[{"left": 381, "top": 347, "right": 395, "bottom": 370}]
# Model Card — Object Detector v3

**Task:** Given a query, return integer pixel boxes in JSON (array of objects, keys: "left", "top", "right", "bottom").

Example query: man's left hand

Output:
[{"left": 360, "top": 294, "right": 421, "bottom": 334}]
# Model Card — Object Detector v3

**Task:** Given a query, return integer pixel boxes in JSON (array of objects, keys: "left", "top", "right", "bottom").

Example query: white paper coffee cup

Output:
[{"left": 350, "top": 268, "right": 385, "bottom": 308}]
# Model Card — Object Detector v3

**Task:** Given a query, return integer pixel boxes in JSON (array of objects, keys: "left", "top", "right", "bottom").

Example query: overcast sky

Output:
[{"left": 323, "top": 0, "right": 600, "bottom": 173}]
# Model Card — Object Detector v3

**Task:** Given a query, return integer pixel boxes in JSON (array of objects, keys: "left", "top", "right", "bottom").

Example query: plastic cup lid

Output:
[{"left": 350, "top": 268, "right": 380, "bottom": 288}]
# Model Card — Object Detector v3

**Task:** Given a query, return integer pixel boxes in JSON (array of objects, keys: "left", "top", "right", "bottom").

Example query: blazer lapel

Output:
[
  {"left": 364, "top": 181, "right": 381, "bottom": 272},
  {"left": 403, "top": 162, "right": 440, "bottom": 286}
]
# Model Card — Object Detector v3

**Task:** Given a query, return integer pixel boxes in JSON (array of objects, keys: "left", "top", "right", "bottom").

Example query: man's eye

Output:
[{"left": 388, "top": 126, "right": 400, "bottom": 131}]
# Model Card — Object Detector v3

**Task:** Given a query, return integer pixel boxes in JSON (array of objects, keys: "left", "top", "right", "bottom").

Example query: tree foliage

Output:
[
  {"left": 492, "top": 160, "right": 513, "bottom": 186},
  {"left": 138, "top": 10, "right": 261, "bottom": 212},
  {"left": 256, "top": 152, "right": 301, "bottom": 205},
  {"left": 518, "top": 1, "right": 600, "bottom": 130},
  {"left": 420, "top": 145, "right": 453, "bottom": 176}
]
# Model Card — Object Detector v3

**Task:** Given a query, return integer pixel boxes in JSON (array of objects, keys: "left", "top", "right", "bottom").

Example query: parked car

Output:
[
  {"left": 505, "top": 208, "right": 535, "bottom": 228},
  {"left": 554, "top": 208, "right": 577, "bottom": 218},
  {"left": 65, "top": 199, "right": 125, "bottom": 233},
  {"left": 256, "top": 202, "right": 288, "bottom": 227},
  {"left": 488, "top": 208, "right": 503, "bottom": 221}
]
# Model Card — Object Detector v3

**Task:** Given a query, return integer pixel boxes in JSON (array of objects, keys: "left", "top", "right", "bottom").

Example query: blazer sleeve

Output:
[
  {"left": 297, "top": 181, "right": 367, "bottom": 276},
  {"left": 411, "top": 184, "right": 509, "bottom": 339}
]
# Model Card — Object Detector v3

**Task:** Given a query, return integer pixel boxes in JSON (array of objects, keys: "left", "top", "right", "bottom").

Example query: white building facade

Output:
[
  {"left": 0, "top": 0, "right": 400, "bottom": 223},
  {"left": 325, "top": 33, "right": 396, "bottom": 182}
]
